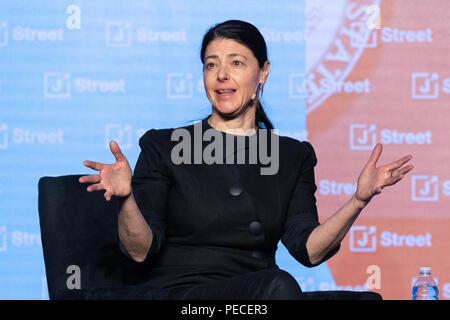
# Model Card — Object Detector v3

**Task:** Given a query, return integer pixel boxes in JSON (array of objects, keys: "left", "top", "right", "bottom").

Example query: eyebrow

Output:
[{"left": 204, "top": 53, "right": 248, "bottom": 61}]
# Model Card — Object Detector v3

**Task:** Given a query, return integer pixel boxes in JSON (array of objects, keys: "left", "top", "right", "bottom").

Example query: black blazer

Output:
[{"left": 128, "top": 116, "right": 339, "bottom": 291}]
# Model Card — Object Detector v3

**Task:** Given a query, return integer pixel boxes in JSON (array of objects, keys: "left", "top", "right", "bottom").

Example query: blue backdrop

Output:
[{"left": 0, "top": 0, "right": 337, "bottom": 299}]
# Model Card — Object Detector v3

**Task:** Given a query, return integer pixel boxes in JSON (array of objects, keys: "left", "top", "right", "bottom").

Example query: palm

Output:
[
  {"left": 79, "top": 141, "right": 132, "bottom": 201},
  {"left": 355, "top": 143, "right": 413, "bottom": 204},
  {"left": 97, "top": 159, "right": 131, "bottom": 196}
]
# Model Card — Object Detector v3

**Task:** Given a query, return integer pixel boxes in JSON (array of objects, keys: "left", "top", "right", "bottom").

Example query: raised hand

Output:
[
  {"left": 79, "top": 141, "right": 132, "bottom": 201},
  {"left": 355, "top": 143, "right": 413, "bottom": 205}
]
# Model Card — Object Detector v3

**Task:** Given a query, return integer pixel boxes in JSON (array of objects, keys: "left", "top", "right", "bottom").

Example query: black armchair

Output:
[
  {"left": 38, "top": 175, "right": 381, "bottom": 300},
  {"left": 38, "top": 175, "right": 171, "bottom": 300}
]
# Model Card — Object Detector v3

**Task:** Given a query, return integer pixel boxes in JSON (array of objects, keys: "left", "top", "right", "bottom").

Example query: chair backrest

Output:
[{"left": 38, "top": 175, "right": 154, "bottom": 299}]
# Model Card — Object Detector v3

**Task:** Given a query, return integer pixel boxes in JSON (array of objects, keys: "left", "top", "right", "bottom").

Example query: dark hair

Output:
[{"left": 200, "top": 20, "right": 274, "bottom": 130}]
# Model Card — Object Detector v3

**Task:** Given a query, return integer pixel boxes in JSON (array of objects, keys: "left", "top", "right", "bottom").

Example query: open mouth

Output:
[{"left": 215, "top": 89, "right": 236, "bottom": 98}]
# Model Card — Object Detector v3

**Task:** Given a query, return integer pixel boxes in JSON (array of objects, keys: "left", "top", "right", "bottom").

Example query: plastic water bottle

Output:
[{"left": 412, "top": 267, "right": 439, "bottom": 300}]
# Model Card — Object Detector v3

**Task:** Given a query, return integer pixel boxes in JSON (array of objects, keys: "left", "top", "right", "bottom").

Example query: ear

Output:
[{"left": 259, "top": 61, "right": 270, "bottom": 85}]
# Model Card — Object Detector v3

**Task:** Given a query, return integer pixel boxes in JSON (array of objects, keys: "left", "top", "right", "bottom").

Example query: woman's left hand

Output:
[{"left": 355, "top": 143, "right": 413, "bottom": 205}]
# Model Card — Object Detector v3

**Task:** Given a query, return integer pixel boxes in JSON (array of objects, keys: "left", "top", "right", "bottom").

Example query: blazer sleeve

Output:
[
  {"left": 120, "top": 129, "right": 171, "bottom": 262},
  {"left": 281, "top": 141, "right": 339, "bottom": 267}
]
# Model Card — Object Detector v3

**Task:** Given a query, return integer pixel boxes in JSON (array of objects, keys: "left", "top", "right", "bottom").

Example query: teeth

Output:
[{"left": 218, "top": 90, "right": 233, "bottom": 94}]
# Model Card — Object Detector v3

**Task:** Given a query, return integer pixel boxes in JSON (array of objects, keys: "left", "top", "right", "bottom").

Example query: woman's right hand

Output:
[{"left": 79, "top": 140, "right": 132, "bottom": 201}]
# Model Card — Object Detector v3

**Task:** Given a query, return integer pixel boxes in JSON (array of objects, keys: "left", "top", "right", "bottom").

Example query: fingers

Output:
[
  {"left": 365, "top": 143, "right": 383, "bottom": 169},
  {"left": 104, "top": 190, "right": 113, "bottom": 202},
  {"left": 387, "top": 154, "right": 413, "bottom": 171},
  {"left": 110, "top": 140, "right": 127, "bottom": 162},
  {"left": 390, "top": 164, "right": 414, "bottom": 181},
  {"left": 397, "top": 164, "right": 414, "bottom": 176},
  {"left": 79, "top": 175, "right": 105, "bottom": 194},
  {"left": 84, "top": 183, "right": 113, "bottom": 202},
  {"left": 382, "top": 163, "right": 414, "bottom": 189},
  {"left": 83, "top": 160, "right": 103, "bottom": 171},
  {"left": 85, "top": 183, "right": 104, "bottom": 193},
  {"left": 78, "top": 174, "right": 101, "bottom": 184},
  {"left": 80, "top": 178, "right": 113, "bottom": 202}
]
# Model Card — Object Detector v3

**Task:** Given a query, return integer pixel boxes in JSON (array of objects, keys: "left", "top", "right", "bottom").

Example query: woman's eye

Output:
[
  {"left": 206, "top": 63, "right": 215, "bottom": 69},
  {"left": 233, "top": 60, "right": 243, "bottom": 66}
]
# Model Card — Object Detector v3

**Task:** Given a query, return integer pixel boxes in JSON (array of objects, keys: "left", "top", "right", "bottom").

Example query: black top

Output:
[{"left": 128, "top": 116, "right": 339, "bottom": 291}]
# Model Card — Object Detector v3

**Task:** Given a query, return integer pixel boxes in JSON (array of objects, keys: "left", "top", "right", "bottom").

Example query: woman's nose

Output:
[{"left": 217, "top": 65, "right": 229, "bottom": 81}]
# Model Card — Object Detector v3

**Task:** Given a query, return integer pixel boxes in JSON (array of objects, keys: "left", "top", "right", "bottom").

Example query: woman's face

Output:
[{"left": 203, "top": 38, "right": 269, "bottom": 117}]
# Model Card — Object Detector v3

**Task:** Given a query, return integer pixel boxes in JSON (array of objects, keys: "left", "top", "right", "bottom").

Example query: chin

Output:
[{"left": 214, "top": 103, "right": 240, "bottom": 115}]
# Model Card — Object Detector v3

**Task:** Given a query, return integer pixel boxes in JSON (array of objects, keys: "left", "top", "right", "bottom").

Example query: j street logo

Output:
[
  {"left": 289, "top": 74, "right": 371, "bottom": 99},
  {"left": 0, "top": 8, "right": 80, "bottom": 46},
  {"left": 0, "top": 21, "right": 7, "bottom": 46},
  {"left": 294, "top": 0, "right": 380, "bottom": 114},
  {"left": 0, "top": 226, "right": 42, "bottom": 253},
  {"left": 349, "top": 124, "right": 432, "bottom": 150},
  {"left": 411, "top": 72, "right": 450, "bottom": 100},
  {"left": 0, "top": 123, "right": 64, "bottom": 148},
  {"left": 411, "top": 175, "right": 450, "bottom": 202},
  {"left": 44, "top": 73, "right": 70, "bottom": 98},
  {"left": 105, "top": 21, "right": 187, "bottom": 47},
  {"left": 0, "top": 123, "right": 7, "bottom": 149},
  {"left": 349, "top": 225, "right": 432, "bottom": 253},
  {"left": 43, "top": 72, "right": 126, "bottom": 98},
  {"left": 0, "top": 226, "right": 6, "bottom": 252},
  {"left": 0, "top": 20, "right": 64, "bottom": 44},
  {"left": 350, "top": 225, "right": 377, "bottom": 252},
  {"left": 300, "top": 0, "right": 436, "bottom": 113},
  {"left": 105, "top": 124, "right": 146, "bottom": 150},
  {"left": 105, "top": 22, "right": 132, "bottom": 47},
  {"left": 105, "top": 124, "right": 133, "bottom": 150},
  {"left": 349, "top": 124, "right": 377, "bottom": 150},
  {"left": 319, "top": 179, "right": 357, "bottom": 196},
  {"left": 166, "top": 73, "right": 205, "bottom": 99}
]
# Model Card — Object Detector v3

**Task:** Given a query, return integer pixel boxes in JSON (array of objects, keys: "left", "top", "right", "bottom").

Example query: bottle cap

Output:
[{"left": 420, "top": 267, "right": 431, "bottom": 273}]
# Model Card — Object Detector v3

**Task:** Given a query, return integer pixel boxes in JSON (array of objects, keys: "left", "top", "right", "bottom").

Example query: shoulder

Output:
[
  {"left": 278, "top": 134, "right": 316, "bottom": 159},
  {"left": 138, "top": 121, "right": 194, "bottom": 149},
  {"left": 274, "top": 134, "right": 318, "bottom": 173},
  {"left": 139, "top": 127, "right": 173, "bottom": 146},
  {"left": 278, "top": 134, "right": 313, "bottom": 150}
]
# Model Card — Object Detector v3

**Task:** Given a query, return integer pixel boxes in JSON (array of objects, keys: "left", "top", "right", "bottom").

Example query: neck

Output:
[{"left": 208, "top": 109, "right": 258, "bottom": 136}]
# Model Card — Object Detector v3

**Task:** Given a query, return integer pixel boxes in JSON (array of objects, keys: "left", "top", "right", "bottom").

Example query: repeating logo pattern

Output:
[
  {"left": 308, "top": 0, "right": 450, "bottom": 300},
  {"left": 1, "top": 0, "right": 449, "bottom": 300}
]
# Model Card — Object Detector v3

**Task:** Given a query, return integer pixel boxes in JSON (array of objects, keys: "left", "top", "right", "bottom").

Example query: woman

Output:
[{"left": 79, "top": 20, "right": 413, "bottom": 299}]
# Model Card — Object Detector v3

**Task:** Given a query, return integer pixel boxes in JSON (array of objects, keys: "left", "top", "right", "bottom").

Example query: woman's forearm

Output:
[
  {"left": 118, "top": 192, "right": 153, "bottom": 262},
  {"left": 305, "top": 194, "right": 367, "bottom": 265},
  {"left": 304, "top": 143, "right": 413, "bottom": 265}
]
